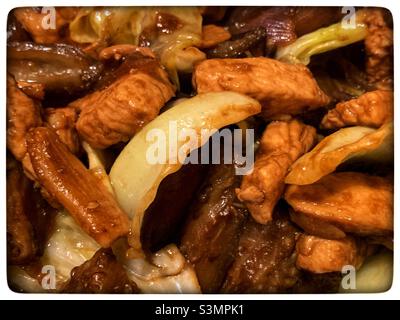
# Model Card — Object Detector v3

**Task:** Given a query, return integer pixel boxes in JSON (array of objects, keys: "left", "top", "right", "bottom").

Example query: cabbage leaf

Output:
[{"left": 285, "top": 123, "right": 393, "bottom": 185}]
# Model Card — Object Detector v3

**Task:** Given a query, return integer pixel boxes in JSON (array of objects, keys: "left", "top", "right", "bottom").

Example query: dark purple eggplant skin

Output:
[
  {"left": 207, "top": 27, "right": 267, "bottom": 59},
  {"left": 7, "top": 41, "right": 103, "bottom": 96},
  {"left": 227, "top": 7, "right": 342, "bottom": 47},
  {"left": 141, "top": 163, "right": 208, "bottom": 253}
]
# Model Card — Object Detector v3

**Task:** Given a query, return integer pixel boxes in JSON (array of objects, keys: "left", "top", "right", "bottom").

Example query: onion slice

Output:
[
  {"left": 109, "top": 92, "right": 261, "bottom": 256},
  {"left": 285, "top": 122, "right": 393, "bottom": 185}
]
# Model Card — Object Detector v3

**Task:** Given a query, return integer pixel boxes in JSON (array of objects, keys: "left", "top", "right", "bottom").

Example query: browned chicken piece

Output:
[
  {"left": 44, "top": 107, "right": 80, "bottom": 154},
  {"left": 321, "top": 90, "right": 393, "bottom": 129},
  {"left": 285, "top": 172, "right": 393, "bottom": 237},
  {"left": 362, "top": 8, "right": 393, "bottom": 90},
  {"left": 296, "top": 235, "right": 369, "bottom": 273},
  {"left": 27, "top": 127, "right": 130, "bottom": 248},
  {"left": 7, "top": 158, "right": 37, "bottom": 264},
  {"left": 7, "top": 75, "right": 42, "bottom": 162},
  {"left": 180, "top": 164, "right": 247, "bottom": 293},
  {"left": 236, "top": 119, "right": 316, "bottom": 224},
  {"left": 193, "top": 57, "right": 330, "bottom": 119},
  {"left": 221, "top": 212, "right": 301, "bottom": 293},
  {"left": 72, "top": 54, "right": 175, "bottom": 149},
  {"left": 16, "top": 81, "right": 45, "bottom": 100},
  {"left": 200, "top": 24, "right": 231, "bottom": 48},
  {"left": 63, "top": 248, "right": 139, "bottom": 293},
  {"left": 290, "top": 210, "right": 346, "bottom": 240},
  {"left": 99, "top": 44, "right": 156, "bottom": 61},
  {"left": 13, "top": 8, "right": 70, "bottom": 44}
]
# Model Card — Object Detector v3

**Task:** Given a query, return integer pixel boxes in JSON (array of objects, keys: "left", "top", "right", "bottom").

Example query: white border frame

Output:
[{"left": 1, "top": 0, "right": 398, "bottom": 300}]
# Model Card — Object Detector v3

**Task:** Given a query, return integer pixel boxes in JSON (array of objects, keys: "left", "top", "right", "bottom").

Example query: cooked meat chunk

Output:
[
  {"left": 7, "top": 158, "right": 37, "bottom": 264},
  {"left": 180, "top": 164, "right": 247, "bottom": 293},
  {"left": 237, "top": 119, "right": 316, "bottom": 224},
  {"left": 142, "top": 163, "right": 207, "bottom": 252},
  {"left": 292, "top": 272, "right": 342, "bottom": 293},
  {"left": 362, "top": 8, "right": 393, "bottom": 90},
  {"left": 193, "top": 57, "right": 330, "bottom": 119},
  {"left": 321, "top": 90, "right": 393, "bottom": 129},
  {"left": 99, "top": 45, "right": 156, "bottom": 61},
  {"left": 63, "top": 248, "right": 139, "bottom": 293},
  {"left": 200, "top": 24, "right": 231, "bottom": 49},
  {"left": 290, "top": 210, "right": 346, "bottom": 240},
  {"left": 72, "top": 54, "right": 175, "bottom": 148},
  {"left": 13, "top": 8, "right": 69, "bottom": 44},
  {"left": 285, "top": 172, "right": 393, "bottom": 236},
  {"left": 296, "top": 235, "right": 369, "bottom": 273},
  {"left": 15, "top": 81, "right": 45, "bottom": 100},
  {"left": 27, "top": 127, "right": 130, "bottom": 247},
  {"left": 44, "top": 107, "right": 80, "bottom": 154},
  {"left": 7, "top": 75, "right": 42, "bottom": 162},
  {"left": 221, "top": 212, "right": 301, "bottom": 293}
]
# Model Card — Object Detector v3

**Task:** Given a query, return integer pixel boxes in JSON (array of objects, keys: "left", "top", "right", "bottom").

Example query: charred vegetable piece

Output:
[
  {"left": 228, "top": 7, "right": 342, "bottom": 49},
  {"left": 26, "top": 127, "right": 130, "bottom": 248},
  {"left": 180, "top": 164, "right": 247, "bottom": 293},
  {"left": 7, "top": 42, "right": 103, "bottom": 97},
  {"left": 142, "top": 162, "right": 207, "bottom": 252},
  {"left": 207, "top": 27, "right": 267, "bottom": 58}
]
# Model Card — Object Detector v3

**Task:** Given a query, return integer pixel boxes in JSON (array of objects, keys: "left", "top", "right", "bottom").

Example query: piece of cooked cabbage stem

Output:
[
  {"left": 275, "top": 13, "right": 368, "bottom": 65},
  {"left": 109, "top": 92, "right": 261, "bottom": 258},
  {"left": 285, "top": 122, "right": 393, "bottom": 185}
]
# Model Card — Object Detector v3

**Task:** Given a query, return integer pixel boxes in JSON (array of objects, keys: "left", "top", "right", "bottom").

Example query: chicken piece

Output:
[
  {"left": 362, "top": 8, "right": 393, "bottom": 90},
  {"left": 7, "top": 75, "right": 42, "bottom": 162},
  {"left": 44, "top": 107, "right": 80, "bottom": 154},
  {"left": 63, "top": 248, "right": 139, "bottom": 293},
  {"left": 321, "top": 90, "right": 393, "bottom": 129},
  {"left": 13, "top": 7, "right": 69, "bottom": 44},
  {"left": 16, "top": 81, "right": 45, "bottom": 100},
  {"left": 237, "top": 119, "right": 316, "bottom": 224},
  {"left": 7, "top": 158, "right": 37, "bottom": 264},
  {"left": 290, "top": 210, "right": 346, "bottom": 240},
  {"left": 200, "top": 24, "right": 231, "bottom": 49},
  {"left": 296, "top": 235, "right": 369, "bottom": 273},
  {"left": 180, "top": 164, "right": 247, "bottom": 293},
  {"left": 27, "top": 127, "right": 130, "bottom": 247},
  {"left": 193, "top": 57, "right": 330, "bottom": 119},
  {"left": 99, "top": 44, "right": 155, "bottom": 61},
  {"left": 221, "top": 212, "right": 301, "bottom": 293},
  {"left": 285, "top": 172, "right": 393, "bottom": 236},
  {"left": 72, "top": 54, "right": 175, "bottom": 149}
]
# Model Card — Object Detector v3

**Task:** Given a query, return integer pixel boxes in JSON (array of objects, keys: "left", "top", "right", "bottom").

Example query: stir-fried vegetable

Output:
[
  {"left": 110, "top": 92, "right": 261, "bottom": 257},
  {"left": 339, "top": 251, "right": 393, "bottom": 293},
  {"left": 118, "top": 243, "right": 201, "bottom": 293},
  {"left": 275, "top": 19, "right": 367, "bottom": 65},
  {"left": 69, "top": 7, "right": 203, "bottom": 85},
  {"left": 285, "top": 123, "right": 393, "bottom": 185}
]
